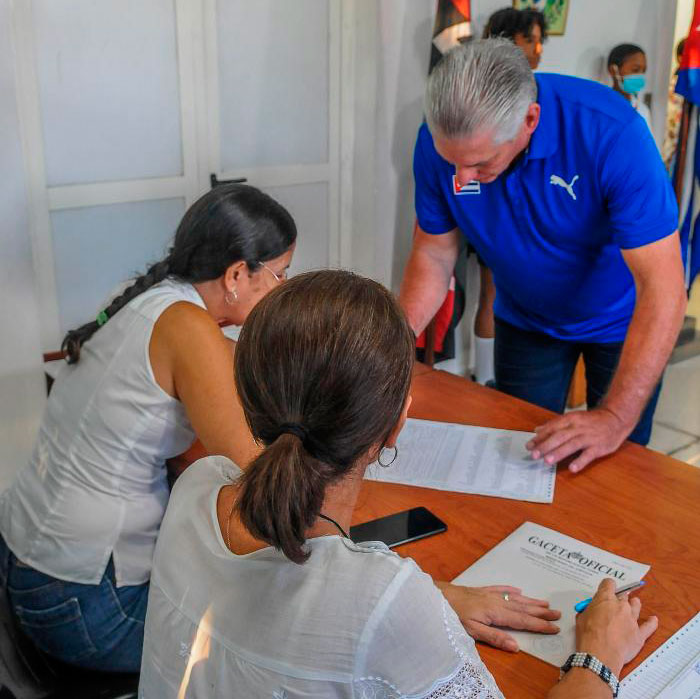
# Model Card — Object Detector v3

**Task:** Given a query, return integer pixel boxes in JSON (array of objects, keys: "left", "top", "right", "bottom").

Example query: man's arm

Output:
[
  {"left": 528, "top": 232, "right": 687, "bottom": 472},
  {"left": 399, "top": 224, "right": 461, "bottom": 335},
  {"left": 600, "top": 232, "right": 687, "bottom": 432}
]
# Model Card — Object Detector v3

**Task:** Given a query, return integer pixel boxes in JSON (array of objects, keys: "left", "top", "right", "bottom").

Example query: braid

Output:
[
  {"left": 61, "top": 257, "right": 171, "bottom": 364},
  {"left": 102, "top": 259, "right": 171, "bottom": 320},
  {"left": 61, "top": 183, "right": 297, "bottom": 364}
]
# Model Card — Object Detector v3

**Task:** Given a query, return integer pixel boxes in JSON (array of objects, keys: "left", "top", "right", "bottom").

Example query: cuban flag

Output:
[
  {"left": 430, "top": 0, "right": 472, "bottom": 71},
  {"left": 675, "top": 1, "right": 700, "bottom": 289},
  {"left": 452, "top": 175, "right": 481, "bottom": 195}
]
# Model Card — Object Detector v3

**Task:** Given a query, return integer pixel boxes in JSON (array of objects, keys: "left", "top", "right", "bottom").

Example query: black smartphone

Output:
[{"left": 349, "top": 507, "right": 447, "bottom": 548}]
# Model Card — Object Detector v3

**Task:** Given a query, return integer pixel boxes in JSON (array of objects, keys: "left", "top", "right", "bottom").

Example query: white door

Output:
[
  {"left": 13, "top": 0, "right": 349, "bottom": 352},
  {"left": 203, "top": 0, "right": 346, "bottom": 277}
]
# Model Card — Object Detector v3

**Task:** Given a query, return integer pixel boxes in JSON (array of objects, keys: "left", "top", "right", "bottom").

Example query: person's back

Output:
[
  {"left": 140, "top": 454, "right": 500, "bottom": 697},
  {"left": 140, "top": 271, "right": 504, "bottom": 698},
  {"left": 1, "top": 277, "right": 203, "bottom": 586},
  {"left": 0, "top": 183, "right": 297, "bottom": 673}
]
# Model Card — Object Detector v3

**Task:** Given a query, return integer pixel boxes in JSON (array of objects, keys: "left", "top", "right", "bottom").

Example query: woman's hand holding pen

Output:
[
  {"left": 435, "top": 582, "right": 561, "bottom": 652},
  {"left": 576, "top": 578, "right": 658, "bottom": 677}
]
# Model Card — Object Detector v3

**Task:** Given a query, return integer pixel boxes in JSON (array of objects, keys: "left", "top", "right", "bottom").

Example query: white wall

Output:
[
  {"left": 350, "top": 0, "right": 435, "bottom": 289},
  {"left": 0, "top": 0, "right": 46, "bottom": 489}
]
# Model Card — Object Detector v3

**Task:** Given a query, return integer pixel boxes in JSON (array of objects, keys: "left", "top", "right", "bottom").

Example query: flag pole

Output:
[{"left": 674, "top": 100, "right": 692, "bottom": 205}]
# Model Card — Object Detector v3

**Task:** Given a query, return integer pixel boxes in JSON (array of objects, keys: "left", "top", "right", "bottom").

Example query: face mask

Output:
[{"left": 620, "top": 73, "right": 646, "bottom": 95}]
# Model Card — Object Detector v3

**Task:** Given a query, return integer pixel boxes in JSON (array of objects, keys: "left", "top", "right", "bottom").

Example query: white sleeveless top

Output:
[
  {"left": 0, "top": 278, "right": 206, "bottom": 586},
  {"left": 139, "top": 456, "right": 504, "bottom": 698}
]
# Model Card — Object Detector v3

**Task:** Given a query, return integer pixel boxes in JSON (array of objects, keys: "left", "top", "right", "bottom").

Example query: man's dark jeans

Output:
[{"left": 494, "top": 318, "right": 662, "bottom": 446}]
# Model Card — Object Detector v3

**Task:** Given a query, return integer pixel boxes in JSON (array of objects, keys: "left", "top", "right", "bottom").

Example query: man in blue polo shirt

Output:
[{"left": 400, "top": 39, "right": 687, "bottom": 473}]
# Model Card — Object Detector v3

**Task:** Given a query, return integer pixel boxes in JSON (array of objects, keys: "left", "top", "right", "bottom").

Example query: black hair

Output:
[
  {"left": 234, "top": 270, "right": 415, "bottom": 564},
  {"left": 677, "top": 38, "right": 687, "bottom": 62},
  {"left": 61, "top": 183, "right": 296, "bottom": 363},
  {"left": 608, "top": 43, "right": 646, "bottom": 69},
  {"left": 482, "top": 7, "right": 547, "bottom": 41}
]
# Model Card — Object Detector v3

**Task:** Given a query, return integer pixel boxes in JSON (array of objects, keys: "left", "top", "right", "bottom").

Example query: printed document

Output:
[
  {"left": 453, "top": 522, "right": 650, "bottom": 666},
  {"left": 364, "top": 418, "right": 555, "bottom": 503},
  {"left": 656, "top": 654, "right": 700, "bottom": 698},
  {"left": 621, "top": 613, "right": 700, "bottom": 698}
]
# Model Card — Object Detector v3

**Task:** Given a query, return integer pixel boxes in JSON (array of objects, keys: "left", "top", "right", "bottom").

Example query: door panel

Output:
[
  {"left": 51, "top": 198, "right": 185, "bottom": 333},
  {"left": 216, "top": 0, "right": 330, "bottom": 170},
  {"left": 18, "top": 0, "right": 343, "bottom": 350},
  {"left": 210, "top": 0, "right": 340, "bottom": 274},
  {"left": 33, "top": 0, "right": 183, "bottom": 186},
  {"left": 264, "top": 183, "right": 329, "bottom": 274}
]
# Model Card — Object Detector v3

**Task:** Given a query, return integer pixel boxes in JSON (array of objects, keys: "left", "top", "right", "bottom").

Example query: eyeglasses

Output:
[{"left": 258, "top": 261, "right": 287, "bottom": 284}]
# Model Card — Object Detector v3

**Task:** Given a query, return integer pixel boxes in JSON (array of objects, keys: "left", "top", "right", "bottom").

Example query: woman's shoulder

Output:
[
  {"left": 153, "top": 296, "right": 219, "bottom": 340},
  {"left": 172, "top": 455, "right": 241, "bottom": 495},
  {"left": 154, "top": 456, "right": 240, "bottom": 565}
]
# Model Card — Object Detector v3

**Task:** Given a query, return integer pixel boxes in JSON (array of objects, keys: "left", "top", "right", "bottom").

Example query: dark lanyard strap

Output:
[{"left": 318, "top": 513, "right": 350, "bottom": 540}]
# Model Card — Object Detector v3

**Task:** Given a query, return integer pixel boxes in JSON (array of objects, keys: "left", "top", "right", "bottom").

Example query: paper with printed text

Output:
[
  {"left": 453, "top": 522, "right": 650, "bottom": 667},
  {"left": 364, "top": 418, "right": 556, "bottom": 503},
  {"left": 620, "top": 613, "right": 700, "bottom": 698}
]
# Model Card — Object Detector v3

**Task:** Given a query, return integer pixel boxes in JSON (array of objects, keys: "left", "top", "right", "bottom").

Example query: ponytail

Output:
[
  {"left": 236, "top": 433, "right": 333, "bottom": 564},
  {"left": 234, "top": 270, "right": 415, "bottom": 565},
  {"left": 61, "top": 258, "right": 171, "bottom": 364}
]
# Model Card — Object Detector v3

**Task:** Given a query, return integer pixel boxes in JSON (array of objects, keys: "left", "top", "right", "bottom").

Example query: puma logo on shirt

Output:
[{"left": 549, "top": 174, "right": 579, "bottom": 200}]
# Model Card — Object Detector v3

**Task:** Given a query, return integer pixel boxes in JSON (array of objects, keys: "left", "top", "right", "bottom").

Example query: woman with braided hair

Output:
[{"left": 0, "top": 183, "right": 296, "bottom": 672}]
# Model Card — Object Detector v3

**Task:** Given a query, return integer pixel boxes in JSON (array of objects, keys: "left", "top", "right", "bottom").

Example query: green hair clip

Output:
[{"left": 96, "top": 310, "right": 109, "bottom": 327}]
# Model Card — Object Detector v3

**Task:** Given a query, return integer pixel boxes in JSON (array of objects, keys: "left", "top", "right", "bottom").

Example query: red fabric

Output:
[
  {"left": 679, "top": 2, "right": 700, "bottom": 71},
  {"left": 413, "top": 221, "right": 455, "bottom": 353},
  {"left": 415, "top": 284, "right": 455, "bottom": 352},
  {"left": 450, "top": 0, "right": 471, "bottom": 23}
]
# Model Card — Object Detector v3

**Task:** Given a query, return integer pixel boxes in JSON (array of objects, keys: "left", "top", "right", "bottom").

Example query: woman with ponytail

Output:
[
  {"left": 138, "top": 270, "right": 658, "bottom": 699},
  {"left": 0, "top": 184, "right": 296, "bottom": 672}
]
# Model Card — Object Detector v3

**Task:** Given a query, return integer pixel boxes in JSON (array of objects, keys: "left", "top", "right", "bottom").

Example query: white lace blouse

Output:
[{"left": 139, "top": 456, "right": 505, "bottom": 698}]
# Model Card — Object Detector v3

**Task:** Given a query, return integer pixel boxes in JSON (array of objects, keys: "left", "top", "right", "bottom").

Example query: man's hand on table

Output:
[
  {"left": 527, "top": 407, "right": 632, "bottom": 473},
  {"left": 436, "top": 582, "right": 561, "bottom": 652}
]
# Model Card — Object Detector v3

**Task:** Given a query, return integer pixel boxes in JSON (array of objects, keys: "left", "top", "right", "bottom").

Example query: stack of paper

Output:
[
  {"left": 620, "top": 613, "right": 700, "bottom": 698},
  {"left": 365, "top": 418, "right": 556, "bottom": 503}
]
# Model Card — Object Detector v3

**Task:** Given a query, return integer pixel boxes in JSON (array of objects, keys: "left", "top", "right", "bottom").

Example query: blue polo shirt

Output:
[{"left": 414, "top": 73, "right": 678, "bottom": 342}]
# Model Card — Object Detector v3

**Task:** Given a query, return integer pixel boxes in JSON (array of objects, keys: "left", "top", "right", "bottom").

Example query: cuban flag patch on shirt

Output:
[{"left": 452, "top": 175, "right": 481, "bottom": 195}]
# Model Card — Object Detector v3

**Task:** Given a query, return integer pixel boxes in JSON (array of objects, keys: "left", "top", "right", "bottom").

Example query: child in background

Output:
[
  {"left": 483, "top": 7, "right": 547, "bottom": 70},
  {"left": 608, "top": 43, "right": 652, "bottom": 131}
]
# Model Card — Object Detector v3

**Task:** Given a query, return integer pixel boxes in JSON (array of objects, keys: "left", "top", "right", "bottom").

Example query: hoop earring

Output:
[
  {"left": 378, "top": 445, "right": 398, "bottom": 468},
  {"left": 224, "top": 288, "right": 238, "bottom": 305}
]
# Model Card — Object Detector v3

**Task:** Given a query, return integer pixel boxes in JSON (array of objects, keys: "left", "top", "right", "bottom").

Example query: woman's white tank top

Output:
[{"left": 0, "top": 278, "right": 206, "bottom": 586}]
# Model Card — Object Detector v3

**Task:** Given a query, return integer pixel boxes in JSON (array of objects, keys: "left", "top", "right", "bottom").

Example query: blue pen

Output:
[{"left": 574, "top": 580, "right": 646, "bottom": 613}]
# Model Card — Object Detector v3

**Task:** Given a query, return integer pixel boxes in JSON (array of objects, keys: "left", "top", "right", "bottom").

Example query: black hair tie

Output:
[{"left": 278, "top": 423, "right": 309, "bottom": 443}]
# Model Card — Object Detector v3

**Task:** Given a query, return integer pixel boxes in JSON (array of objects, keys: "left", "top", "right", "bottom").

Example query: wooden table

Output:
[{"left": 353, "top": 366, "right": 700, "bottom": 697}]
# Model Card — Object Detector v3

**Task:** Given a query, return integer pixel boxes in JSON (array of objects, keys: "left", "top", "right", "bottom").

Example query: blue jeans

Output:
[
  {"left": 494, "top": 318, "right": 662, "bottom": 445},
  {"left": 0, "top": 535, "right": 148, "bottom": 672}
]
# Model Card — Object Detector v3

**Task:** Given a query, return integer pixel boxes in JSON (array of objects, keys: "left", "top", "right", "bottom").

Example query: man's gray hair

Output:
[{"left": 425, "top": 38, "right": 536, "bottom": 143}]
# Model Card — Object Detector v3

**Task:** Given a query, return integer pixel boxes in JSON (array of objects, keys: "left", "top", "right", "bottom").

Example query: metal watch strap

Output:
[{"left": 559, "top": 652, "right": 620, "bottom": 697}]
